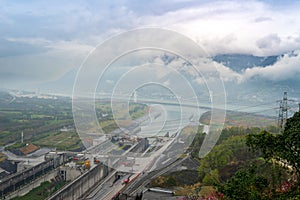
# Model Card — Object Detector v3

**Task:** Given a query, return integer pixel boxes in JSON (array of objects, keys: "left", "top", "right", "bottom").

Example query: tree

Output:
[
  {"left": 278, "top": 112, "right": 300, "bottom": 176},
  {"left": 219, "top": 166, "right": 269, "bottom": 200},
  {"left": 202, "top": 169, "right": 220, "bottom": 186},
  {"left": 246, "top": 130, "right": 278, "bottom": 160},
  {"left": 246, "top": 112, "right": 300, "bottom": 178},
  {"left": 198, "top": 135, "right": 255, "bottom": 182}
]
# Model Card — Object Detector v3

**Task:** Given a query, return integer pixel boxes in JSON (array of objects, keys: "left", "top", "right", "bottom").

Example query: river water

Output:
[{"left": 137, "top": 104, "right": 208, "bottom": 137}]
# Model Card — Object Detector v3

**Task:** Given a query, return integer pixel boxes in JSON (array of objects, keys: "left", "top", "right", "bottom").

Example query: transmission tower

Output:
[
  {"left": 278, "top": 92, "right": 287, "bottom": 129},
  {"left": 277, "top": 92, "right": 295, "bottom": 129}
]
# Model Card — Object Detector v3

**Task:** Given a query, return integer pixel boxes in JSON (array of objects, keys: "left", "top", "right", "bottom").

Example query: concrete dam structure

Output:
[{"left": 47, "top": 163, "right": 109, "bottom": 200}]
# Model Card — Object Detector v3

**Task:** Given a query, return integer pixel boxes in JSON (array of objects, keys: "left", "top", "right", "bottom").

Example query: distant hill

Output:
[
  {"left": 200, "top": 110, "right": 277, "bottom": 128},
  {"left": 212, "top": 54, "right": 279, "bottom": 72}
]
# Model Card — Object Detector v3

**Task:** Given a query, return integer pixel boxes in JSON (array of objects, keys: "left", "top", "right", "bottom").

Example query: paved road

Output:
[
  {"left": 81, "top": 111, "right": 203, "bottom": 199},
  {"left": 123, "top": 155, "right": 189, "bottom": 196},
  {"left": 83, "top": 141, "right": 144, "bottom": 200}
]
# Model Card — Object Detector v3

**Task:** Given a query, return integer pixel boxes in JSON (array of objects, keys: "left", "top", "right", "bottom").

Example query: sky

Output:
[{"left": 0, "top": 0, "right": 300, "bottom": 93}]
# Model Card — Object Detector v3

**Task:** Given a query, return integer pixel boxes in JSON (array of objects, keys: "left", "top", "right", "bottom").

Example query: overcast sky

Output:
[{"left": 0, "top": 0, "right": 300, "bottom": 92}]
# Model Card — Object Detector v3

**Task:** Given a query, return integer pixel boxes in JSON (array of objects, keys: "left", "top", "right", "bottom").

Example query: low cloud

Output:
[
  {"left": 0, "top": 40, "right": 93, "bottom": 85},
  {"left": 139, "top": 1, "right": 300, "bottom": 56},
  {"left": 196, "top": 50, "right": 300, "bottom": 84},
  {"left": 254, "top": 16, "right": 272, "bottom": 23},
  {"left": 213, "top": 61, "right": 242, "bottom": 82},
  {"left": 1, "top": 0, "right": 300, "bottom": 92},
  {"left": 242, "top": 50, "right": 300, "bottom": 81},
  {"left": 0, "top": 38, "right": 49, "bottom": 57},
  {"left": 256, "top": 34, "right": 281, "bottom": 49}
]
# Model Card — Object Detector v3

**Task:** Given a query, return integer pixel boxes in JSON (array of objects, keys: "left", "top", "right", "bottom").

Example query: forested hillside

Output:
[{"left": 150, "top": 113, "right": 299, "bottom": 199}]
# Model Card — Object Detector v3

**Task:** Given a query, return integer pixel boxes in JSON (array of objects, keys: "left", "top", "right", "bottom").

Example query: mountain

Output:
[
  {"left": 212, "top": 54, "right": 300, "bottom": 116},
  {"left": 2, "top": 52, "right": 299, "bottom": 117},
  {"left": 213, "top": 54, "right": 279, "bottom": 72}
]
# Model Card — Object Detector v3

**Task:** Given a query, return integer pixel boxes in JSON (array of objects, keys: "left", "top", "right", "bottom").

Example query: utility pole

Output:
[{"left": 21, "top": 131, "right": 24, "bottom": 143}]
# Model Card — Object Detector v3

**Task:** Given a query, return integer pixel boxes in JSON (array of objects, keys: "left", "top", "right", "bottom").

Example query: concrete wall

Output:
[
  {"left": 47, "top": 164, "right": 108, "bottom": 200},
  {"left": 6, "top": 169, "right": 59, "bottom": 199},
  {"left": 130, "top": 138, "right": 149, "bottom": 153},
  {"left": 59, "top": 166, "right": 81, "bottom": 182},
  {"left": 0, "top": 154, "right": 66, "bottom": 197}
]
